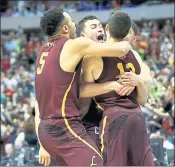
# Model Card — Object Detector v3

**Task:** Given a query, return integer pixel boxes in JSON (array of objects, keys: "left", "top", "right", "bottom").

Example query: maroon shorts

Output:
[
  {"left": 38, "top": 117, "right": 103, "bottom": 166},
  {"left": 99, "top": 106, "right": 155, "bottom": 166},
  {"left": 83, "top": 120, "right": 100, "bottom": 150}
]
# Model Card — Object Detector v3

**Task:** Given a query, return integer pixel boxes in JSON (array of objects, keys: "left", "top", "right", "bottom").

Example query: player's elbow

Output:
[
  {"left": 79, "top": 86, "right": 87, "bottom": 99},
  {"left": 146, "top": 77, "right": 152, "bottom": 87},
  {"left": 137, "top": 97, "right": 148, "bottom": 106}
]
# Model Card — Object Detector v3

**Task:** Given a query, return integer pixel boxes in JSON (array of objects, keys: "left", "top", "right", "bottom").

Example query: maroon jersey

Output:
[
  {"left": 95, "top": 50, "right": 141, "bottom": 109},
  {"left": 35, "top": 37, "right": 82, "bottom": 120}
]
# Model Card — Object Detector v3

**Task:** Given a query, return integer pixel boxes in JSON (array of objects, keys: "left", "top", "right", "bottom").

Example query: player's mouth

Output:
[{"left": 97, "top": 34, "right": 104, "bottom": 43}]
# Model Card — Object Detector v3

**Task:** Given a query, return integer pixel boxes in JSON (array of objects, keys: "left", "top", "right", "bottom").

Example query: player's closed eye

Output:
[{"left": 91, "top": 24, "right": 97, "bottom": 29}]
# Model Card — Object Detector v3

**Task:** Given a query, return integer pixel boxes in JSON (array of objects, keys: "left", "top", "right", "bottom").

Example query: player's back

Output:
[
  {"left": 95, "top": 50, "right": 141, "bottom": 110},
  {"left": 35, "top": 36, "right": 82, "bottom": 120}
]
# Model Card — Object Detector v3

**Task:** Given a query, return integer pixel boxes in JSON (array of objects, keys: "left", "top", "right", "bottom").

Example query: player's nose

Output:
[{"left": 98, "top": 28, "right": 104, "bottom": 34}]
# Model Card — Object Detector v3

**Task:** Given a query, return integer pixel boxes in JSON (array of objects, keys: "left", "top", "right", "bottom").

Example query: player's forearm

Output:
[
  {"left": 34, "top": 101, "right": 43, "bottom": 148},
  {"left": 84, "top": 41, "right": 130, "bottom": 58},
  {"left": 139, "top": 73, "right": 152, "bottom": 88},
  {"left": 136, "top": 79, "right": 149, "bottom": 105},
  {"left": 80, "top": 81, "right": 116, "bottom": 98},
  {"left": 35, "top": 116, "right": 42, "bottom": 147}
]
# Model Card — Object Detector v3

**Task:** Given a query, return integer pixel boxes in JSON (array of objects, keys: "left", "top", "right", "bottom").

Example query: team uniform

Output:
[
  {"left": 82, "top": 100, "right": 103, "bottom": 150},
  {"left": 35, "top": 36, "right": 103, "bottom": 166},
  {"left": 94, "top": 51, "right": 155, "bottom": 166}
]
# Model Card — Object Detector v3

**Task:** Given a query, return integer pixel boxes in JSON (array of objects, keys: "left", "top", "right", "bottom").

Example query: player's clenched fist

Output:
[{"left": 39, "top": 147, "right": 51, "bottom": 166}]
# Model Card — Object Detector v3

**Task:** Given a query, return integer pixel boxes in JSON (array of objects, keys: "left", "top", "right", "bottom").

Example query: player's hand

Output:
[
  {"left": 39, "top": 147, "right": 51, "bottom": 166},
  {"left": 110, "top": 81, "right": 124, "bottom": 94},
  {"left": 118, "top": 85, "right": 135, "bottom": 96},
  {"left": 117, "top": 72, "right": 141, "bottom": 87}
]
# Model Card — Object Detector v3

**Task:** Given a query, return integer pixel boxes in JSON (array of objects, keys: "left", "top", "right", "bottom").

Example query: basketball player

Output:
[
  {"left": 77, "top": 15, "right": 151, "bottom": 146},
  {"left": 34, "top": 8, "right": 131, "bottom": 166},
  {"left": 80, "top": 11, "right": 155, "bottom": 166}
]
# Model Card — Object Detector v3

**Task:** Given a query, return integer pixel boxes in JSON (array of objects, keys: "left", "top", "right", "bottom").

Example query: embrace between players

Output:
[{"left": 34, "top": 7, "right": 156, "bottom": 166}]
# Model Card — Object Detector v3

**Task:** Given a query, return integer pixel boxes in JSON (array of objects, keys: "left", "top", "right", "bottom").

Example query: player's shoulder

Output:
[
  {"left": 63, "top": 37, "right": 96, "bottom": 59},
  {"left": 130, "top": 49, "right": 142, "bottom": 63},
  {"left": 65, "top": 37, "right": 94, "bottom": 47},
  {"left": 130, "top": 49, "right": 140, "bottom": 58}
]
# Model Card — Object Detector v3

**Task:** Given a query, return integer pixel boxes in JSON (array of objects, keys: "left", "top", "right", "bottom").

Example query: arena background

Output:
[{"left": 1, "top": 0, "right": 174, "bottom": 166}]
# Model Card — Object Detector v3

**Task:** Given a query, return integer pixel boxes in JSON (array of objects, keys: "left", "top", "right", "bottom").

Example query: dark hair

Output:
[
  {"left": 77, "top": 15, "right": 98, "bottom": 36},
  {"left": 110, "top": 8, "right": 121, "bottom": 16},
  {"left": 132, "top": 21, "right": 138, "bottom": 36},
  {"left": 108, "top": 11, "right": 131, "bottom": 40},
  {"left": 40, "top": 8, "right": 65, "bottom": 36}
]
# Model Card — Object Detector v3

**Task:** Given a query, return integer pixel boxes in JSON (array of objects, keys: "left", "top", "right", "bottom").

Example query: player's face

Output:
[
  {"left": 81, "top": 19, "right": 105, "bottom": 43},
  {"left": 124, "top": 28, "right": 138, "bottom": 44},
  {"left": 63, "top": 12, "right": 76, "bottom": 39}
]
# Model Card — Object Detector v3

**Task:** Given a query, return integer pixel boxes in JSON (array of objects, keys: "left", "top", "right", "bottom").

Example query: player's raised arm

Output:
[{"left": 68, "top": 37, "right": 131, "bottom": 59}]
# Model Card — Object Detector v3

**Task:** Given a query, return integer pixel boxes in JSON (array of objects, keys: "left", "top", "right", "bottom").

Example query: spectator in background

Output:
[{"left": 159, "top": 129, "right": 174, "bottom": 150}]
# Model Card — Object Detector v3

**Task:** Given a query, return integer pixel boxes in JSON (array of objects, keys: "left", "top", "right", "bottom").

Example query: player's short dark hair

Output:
[
  {"left": 110, "top": 8, "right": 121, "bottom": 16},
  {"left": 40, "top": 8, "right": 65, "bottom": 36},
  {"left": 132, "top": 21, "right": 138, "bottom": 36},
  {"left": 77, "top": 15, "right": 98, "bottom": 36},
  {"left": 111, "top": 10, "right": 138, "bottom": 36},
  {"left": 108, "top": 11, "right": 131, "bottom": 40}
]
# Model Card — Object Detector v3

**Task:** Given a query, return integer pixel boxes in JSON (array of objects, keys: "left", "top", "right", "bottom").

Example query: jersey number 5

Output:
[
  {"left": 37, "top": 52, "right": 49, "bottom": 75},
  {"left": 117, "top": 62, "right": 135, "bottom": 74}
]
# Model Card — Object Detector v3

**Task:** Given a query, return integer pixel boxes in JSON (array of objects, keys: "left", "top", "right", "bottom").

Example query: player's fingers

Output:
[
  {"left": 118, "top": 88, "right": 127, "bottom": 96},
  {"left": 122, "top": 72, "right": 132, "bottom": 76},
  {"left": 43, "top": 157, "right": 47, "bottom": 166},
  {"left": 117, "top": 75, "right": 132, "bottom": 79},
  {"left": 121, "top": 88, "right": 130, "bottom": 96},
  {"left": 44, "top": 157, "right": 49, "bottom": 166},
  {"left": 126, "top": 88, "right": 134, "bottom": 96},
  {"left": 119, "top": 79, "right": 131, "bottom": 82},
  {"left": 41, "top": 156, "right": 45, "bottom": 165},
  {"left": 39, "top": 155, "right": 41, "bottom": 163},
  {"left": 47, "top": 157, "right": 51, "bottom": 166}
]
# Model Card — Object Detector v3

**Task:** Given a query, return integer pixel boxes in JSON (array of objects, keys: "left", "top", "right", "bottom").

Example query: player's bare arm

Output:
[
  {"left": 80, "top": 56, "right": 123, "bottom": 98},
  {"left": 34, "top": 101, "right": 51, "bottom": 166},
  {"left": 60, "top": 37, "right": 131, "bottom": 72}
]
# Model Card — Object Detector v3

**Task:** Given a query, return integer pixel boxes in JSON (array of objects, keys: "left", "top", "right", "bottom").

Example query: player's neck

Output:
[
  {"left": 106, "top": 37, "right": 120, "bottom": 43},
  {"left": 50, "top": 33, "right": 70, "bottom": 40}
]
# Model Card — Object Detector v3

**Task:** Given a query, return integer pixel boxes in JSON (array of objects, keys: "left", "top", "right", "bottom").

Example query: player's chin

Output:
[{"left": 98, "top": 40, "right": 105, "bottom": 43}]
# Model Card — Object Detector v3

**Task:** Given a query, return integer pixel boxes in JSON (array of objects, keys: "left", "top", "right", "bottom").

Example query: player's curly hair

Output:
[
  {"left": 108, "top": 10, "right": 131, "bottom": 40},
  {"left": 40, "top": 7, "right": 65, "bottom": 36}
]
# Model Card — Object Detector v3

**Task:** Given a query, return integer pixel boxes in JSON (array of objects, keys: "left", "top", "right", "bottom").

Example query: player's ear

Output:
[
  {"left": 80, "top": 33, "right": 85, "bottom": 37},
  {"left": 62, "top": 25, "right": 69, "bottom": 33},
  {"left": 133, "top": 36, "right": 139, "bottom": 42}
]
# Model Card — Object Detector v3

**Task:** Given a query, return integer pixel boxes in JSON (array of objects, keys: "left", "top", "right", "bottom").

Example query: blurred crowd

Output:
[
  {"left": 1, "top": 3, "right": 174, "bottom": 166},
  {"left": 1, "top": 0, "right": 173, "bottom": 17}
]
